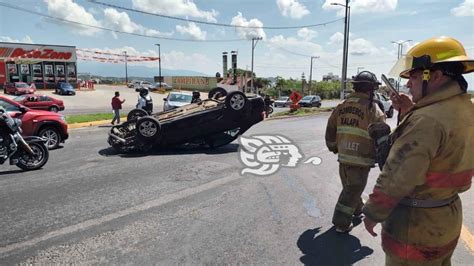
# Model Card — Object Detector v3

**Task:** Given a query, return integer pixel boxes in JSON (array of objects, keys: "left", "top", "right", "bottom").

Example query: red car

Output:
[
  {"left": 3, "top": 82, "right": 37, "bottom": 95},
  {"left": 0, "top": 96, "right": 68, "bottom": 149},
  {"left": 13, "top": 94, "right": 65, "bottom": 112}
]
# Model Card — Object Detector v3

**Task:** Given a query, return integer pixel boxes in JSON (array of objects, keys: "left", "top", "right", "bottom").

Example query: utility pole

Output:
[
  {"left": 331, "top": 1, "right": 350, "bottom": 100},
  {"left": 123, "top": 51, "right": 128, "bottom": 84},
  {"left": 309, "top": 56, "right": 319, "bottom": 96},
  {"left": 251, "top": 37, "right": 262, "bottom": 94},
  {"left": 155, "top": 43, "right": 161, "bottom": 88}
]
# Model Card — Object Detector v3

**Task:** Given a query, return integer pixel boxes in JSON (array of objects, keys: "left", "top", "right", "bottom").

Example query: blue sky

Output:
[{"left": 1, "top": 0, "right": 473, "bottom": 85}]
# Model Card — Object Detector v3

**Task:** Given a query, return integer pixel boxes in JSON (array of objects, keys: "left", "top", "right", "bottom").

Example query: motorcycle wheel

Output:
[
  {"left": 268, "top": 106, "right": 274, "bottom": 114},
  {"left": 16, "top": 142, "right": 49, "bottom": 171}
]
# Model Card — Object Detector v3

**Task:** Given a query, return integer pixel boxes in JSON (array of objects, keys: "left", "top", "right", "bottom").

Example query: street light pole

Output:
[
  {"left": 309, "top": 56, "right": 319, "bottom": 95},
  {"left": 331, "top": 0, "right": 350, "bottom": 100},
  {"left": 391, "top": 40, "right": 411, "bottom": 90},
  {"left": 155, "top": 43, "right": 161, "bottom": 88},
  {"left": 357, "top": 67, "right": 364, "bottom": 74},
  {"left": 251, "top": 37, "right": 262, "bottom": 94},
  {"left": 123, "top": 51, "right": 128, "bottom": 84}
]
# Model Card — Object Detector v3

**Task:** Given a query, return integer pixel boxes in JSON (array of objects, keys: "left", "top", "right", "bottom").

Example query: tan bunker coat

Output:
[{"left": 363, "top": 81, "right": 474, "bottom": 264}]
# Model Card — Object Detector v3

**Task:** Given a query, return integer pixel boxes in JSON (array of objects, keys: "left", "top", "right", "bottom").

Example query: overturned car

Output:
[{"left": 108, "top": 89, "right": 265, "bottom": 153}]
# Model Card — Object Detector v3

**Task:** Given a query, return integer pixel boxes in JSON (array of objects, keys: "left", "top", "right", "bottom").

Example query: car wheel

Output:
[
  {"left": 49, "top": 106, "right": 59, "bottom": 112},
  {"left": 38, "top": 126, "right": 61, "bottom": 150},
  {"left": 3, "top": 89, "right": 6, "bottom": 94},
  {"left": 136, "top": 116, "right": 161, "bottom": 142},
  {"left": 208, "top": 87, "right": 228, "bottom": 99},
  {"left": 387, "top": 106, "right": 394, "bottom": 118},
  {"left": 127, "top": 108, "right": 148, "bottom": 121},
  {"left": 225, "top": 91, "right": 248, "bottom": 112}
]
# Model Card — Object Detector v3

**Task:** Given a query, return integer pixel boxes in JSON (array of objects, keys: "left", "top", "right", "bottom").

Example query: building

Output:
[
  {"left": 322, "top": 72, "right": 340, "bottom": 82},
  {"left": 0, "top": 42, "right": 77, "bottom": 89}
]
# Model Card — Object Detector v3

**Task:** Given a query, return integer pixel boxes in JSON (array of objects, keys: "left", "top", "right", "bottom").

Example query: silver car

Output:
[{"left": 163, "top": 91, "right": 193, "bottom": 111}]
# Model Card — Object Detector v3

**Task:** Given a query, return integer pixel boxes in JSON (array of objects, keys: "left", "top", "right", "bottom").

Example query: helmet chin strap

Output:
[{"left": 422, "top": 69, "right": 430, "bottom": 97}]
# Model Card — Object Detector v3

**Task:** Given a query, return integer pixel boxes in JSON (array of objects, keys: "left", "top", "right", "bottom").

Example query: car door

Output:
[
  {"left": 38, "top": 96, "right": 53, "bottom": 110},
  {"left": 25, "top": 96, "right": 41, "bottom": 109}
]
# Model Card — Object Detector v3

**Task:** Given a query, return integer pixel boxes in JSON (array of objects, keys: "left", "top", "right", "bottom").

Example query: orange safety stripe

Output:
[
  {"left": 382, "top": 231, "right": 459, "bottom": 262},
  {"left": 426, "top": 169, "right": 473, "bottom": 188},
  {"left": 369, "top": 188, "right": 400, "bottom": 210}
]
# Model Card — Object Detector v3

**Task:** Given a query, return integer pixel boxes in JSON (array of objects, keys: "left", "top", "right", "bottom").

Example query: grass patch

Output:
[
  {"left": 66, "top": 113, "right": 115, "bottom": 124},
  {"left": 272, "top": 107, "right": 334, "bottom": 118}
]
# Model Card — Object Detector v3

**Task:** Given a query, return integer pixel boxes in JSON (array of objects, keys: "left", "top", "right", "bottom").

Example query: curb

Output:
[
  {"left": 68, "top": 117, "right": 127, "bottom": 129},
  {"left": 267, "top": 112, "right": 328, "bottom": 121}
]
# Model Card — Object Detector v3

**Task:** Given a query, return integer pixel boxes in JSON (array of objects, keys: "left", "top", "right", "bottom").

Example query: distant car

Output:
[
  {"left": 108, "top": 91, "right": 265, "bottom": 153},
  {"left": 273, "top": 96, "right": 291, "bottom": 107},
  {"left": 3, "top": 82, "right": 36, "bottom": 95},
  {"left": 13, "top": 94, "right": 65, "bottom": 112},
  {"left": 374, "top": 92, "right": 394, "bottom": 118},
  {"left": 298, "top": 95, "right": 322, "bottom": 108},
  {"left": 163, "top": 91, "right": 193, "bottom": 111},
  {"left": 150, "top": 82, "right": 173, "bottom": 91},
  {"left": 133, "top": 81, "right": 153, "bottom": 89},
  {"left": 56, "top": 82, "right": 76, "bottom": 95},
  {"left": 0, "top": 96, "right": 69, "bottom": 149},
  {"left": 128, "top": 80, "right": 141, "bottom": 88}
]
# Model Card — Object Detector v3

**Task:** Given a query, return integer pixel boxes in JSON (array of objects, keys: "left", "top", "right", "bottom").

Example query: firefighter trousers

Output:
[{"left": 332, "top": 163, "right": 370, "bottom": 230}]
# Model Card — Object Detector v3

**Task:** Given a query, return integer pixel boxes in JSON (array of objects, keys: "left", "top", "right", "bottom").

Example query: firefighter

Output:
[
  {"left": 325, "top": 70, "right": 386, "bottom": 233},
  {"left": 362, "top": 36, "right": 474, "bottom": 265}
]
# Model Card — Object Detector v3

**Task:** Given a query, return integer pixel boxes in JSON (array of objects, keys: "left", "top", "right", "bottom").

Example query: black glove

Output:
[{"left": 368, "top": 122, "right": 391, "bottom": 170}]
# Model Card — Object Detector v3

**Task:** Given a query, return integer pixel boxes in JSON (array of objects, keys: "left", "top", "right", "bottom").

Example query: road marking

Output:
[
  {"left": 461, "top": 224, "right": 474, "bottom": 253},
  {"left": 0, "top": 172, "right": 242, "bottom": 256}
]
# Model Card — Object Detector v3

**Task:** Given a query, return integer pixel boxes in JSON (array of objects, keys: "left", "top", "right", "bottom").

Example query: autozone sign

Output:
[{"left": 0, "top": 43, "right": 76, "bottom": 62}]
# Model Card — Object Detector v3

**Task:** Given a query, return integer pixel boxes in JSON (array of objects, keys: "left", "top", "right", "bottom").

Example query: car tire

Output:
[
  {"left": 208, "top": 87, "right": 228, "bottom": 99},
  {"left": 127, "top": 108, "right": 148, "bottom": 121},
  {"left": 225, "top": 91, "right": 248, "bottom": 112},
  {"left": 136, "top": 116, "right": 161, "bottom": 142},
  {"left": 387, "top": 106, "right": 394, "bottom": 118},
  {"left": 3, "top": 89, "right": 6, "bottom": 94},
  {"left": 49, "top": 106, "right": 59, "bottom": 112},
  {"left": 38, "top": 126, "right": 61, "bottom": 150}
]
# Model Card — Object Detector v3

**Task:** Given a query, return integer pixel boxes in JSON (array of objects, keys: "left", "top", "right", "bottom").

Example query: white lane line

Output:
[{"left": 0, "top": 172, "right": 242, "bottom": 256}]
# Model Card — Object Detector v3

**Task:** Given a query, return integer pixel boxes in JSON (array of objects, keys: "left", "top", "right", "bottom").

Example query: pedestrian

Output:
[
  {"left": 264, "top": 94, "right": 272, "bottom": 118},
  {"left": 111, "top": 91, "right": 125, "bottom": 125},
  {"left": 325, "top": 70, "right": 386, "bottom": 233},
  {"left": 136, "top": 87, "right": 153, "bottom": 114},
  {"left": 362, "top": 36, "right": 474, "bottom": 265}
]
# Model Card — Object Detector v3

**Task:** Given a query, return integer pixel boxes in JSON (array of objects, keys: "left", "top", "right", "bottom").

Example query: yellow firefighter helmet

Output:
[{"left": 389, "top": 36, "right": 474, "bottom": 78}]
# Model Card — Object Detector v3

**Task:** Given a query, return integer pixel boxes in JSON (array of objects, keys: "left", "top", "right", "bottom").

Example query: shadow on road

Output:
[
  {"left": 0, "top": 169, "right": 26, "bottom": 176},
  {"left": 297, "top": 227, "right": 374, "bottom": 266},
  {"left": 98, "top": 143, "right": 240, "bottom": 157}
]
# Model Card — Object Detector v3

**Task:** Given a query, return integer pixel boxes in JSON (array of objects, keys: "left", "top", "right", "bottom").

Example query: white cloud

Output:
[
  {"left": 132, "top": 0, "right": 218, "bottom": 22},
  {"left": 102, "top": 8, "right": 142, "bottom": 34},
  {"left": 230, "top": 12, "right": 266, "bottom": 40},
  {"left": 297, "top": 28, "right": 317, "bottom": 41},
  {"left": 328, "top": 32, "right": 344, "bottom": 45},
  {"left": 43, "top": 0, "right": 101, "bottom": 36},
  {"left": 349, "top": 38, "right": 380, "bottom": 56},
  {"left": 268, "top": 35, "right": 323, "bottom": 55},
  {"left": 176, "top": 23, "right": 207, "bottom": 40},
  {"left": 322, "top": 0, "right": 398, "bottom": 16},
  {"left": 0, "top": 35, "right": 34, "bottom": 43},
  {"left": 276, "top": 0, "right": 310, "bottom": 19},
  {"left": 451, "top": 0, "right": 474, "bottom": 17}
]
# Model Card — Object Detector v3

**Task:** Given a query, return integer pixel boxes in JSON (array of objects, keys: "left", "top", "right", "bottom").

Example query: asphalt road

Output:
[{"left": 0, "top": 114, "right": 473, "bottom": 264}]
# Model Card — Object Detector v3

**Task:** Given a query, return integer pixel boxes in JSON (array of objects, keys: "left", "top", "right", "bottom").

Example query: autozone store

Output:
[{"left": 0, "top": 42, "right": 77, "bottom": 89}]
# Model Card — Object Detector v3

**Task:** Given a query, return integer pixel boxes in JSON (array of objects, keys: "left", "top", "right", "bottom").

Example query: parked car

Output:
[
  {"left": 3, "top": 82, "right": 36, "bottom": 95},
  {"left": 163, "top": 91, "right": 193, "bottom": 111},
  {"left": 132, "top": 81, "right": 153, "bottom": 89},
  {"left": 374, "top": 92, "right": 394, "bottom": 118},
  {"left": 0, "top": 96, "right": 69, "bottom": 149},
  {"left": 127, "top": 80, "right": 141, "bottom": 88},
  {"left": 108, "top": 91, "right": 265, "bottom": 153},
  {"left": 298, "top": 95, "right": 322, "bottom": 107},
  {"left": 273, "top": 96, "right": 291, "bottom": 107},
  {"left": 13, "top": 94, "right": 65, "bottom": 112},
  {"left": 149, "top": 82, "right": 173, "bottom": 91},
  {"left": 55, "top": 82, "right": 76, "bottom": 95}
]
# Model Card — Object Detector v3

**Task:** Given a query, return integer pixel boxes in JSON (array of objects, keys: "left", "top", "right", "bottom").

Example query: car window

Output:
[
  {"left": 40, "top": 96, "right": 51, "bottom": 101},
  {"left": 169, "top": 93, "right": 193, "bottom": 102},
  {"left": 16, "top": 83, "right": 29, "bottom": 88},
  {"left": 315, "top": 96, "right": 321, "bottom": 101},
  {"left": 13, "top": 95, "right": 26, "bottom": 101},
  {"left": 0, "top": 99, "right": 19, "bottom": 112},
  {"left": 302, "top": 96, "right": 313, "bottom": 101}
]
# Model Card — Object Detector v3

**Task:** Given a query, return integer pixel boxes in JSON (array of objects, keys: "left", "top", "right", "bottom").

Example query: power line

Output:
[
  {"left": 0, "top": 2, "right": 245, "bottom": 42},
  {"left": 87, "top": 0, "right": 344, "bottom": 30}
]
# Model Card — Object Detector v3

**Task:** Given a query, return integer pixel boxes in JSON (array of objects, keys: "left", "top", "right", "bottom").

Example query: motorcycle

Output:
[{"left": 0, "top": 110, "right": 49, "bottom": 171}]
